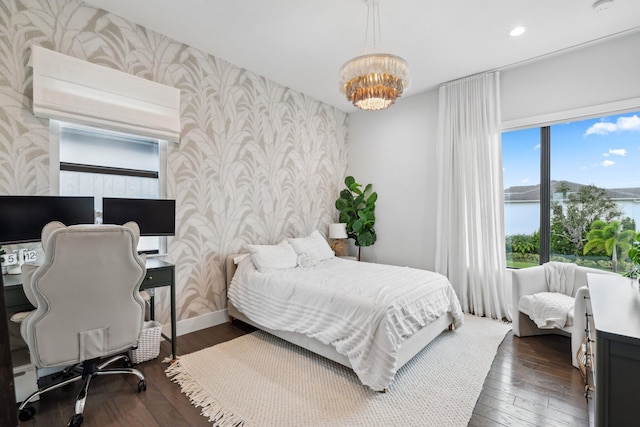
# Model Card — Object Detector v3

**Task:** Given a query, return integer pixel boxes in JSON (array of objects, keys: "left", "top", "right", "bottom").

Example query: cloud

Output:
[
  {"left": 609, "top": 148, "right": 627, "bottom": 156},
  {"left": 618, "top": 115, "right": 640, "bottom": 131},
  {"left": 585, "top": 115, "right": 640, "bottom": 136},
  {"left": 603, "top": 153, "right": 610, "bottom": 157},
  {"left": 586, "top": 122, "right": 617, "bottom": 136},
  {"left": 601, "top": 160, "right": 615, "bottom": 167},
  {"left": 533, "top": 144, "right": 540, "bottom": 150},
  {"left": 522, "top": 178, "right": 530, "bottom": 184}
]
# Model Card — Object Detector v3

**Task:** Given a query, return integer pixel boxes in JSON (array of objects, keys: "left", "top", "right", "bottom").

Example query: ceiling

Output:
[{"left": 83, "top": 0, "right": 640, "bottom": 113}]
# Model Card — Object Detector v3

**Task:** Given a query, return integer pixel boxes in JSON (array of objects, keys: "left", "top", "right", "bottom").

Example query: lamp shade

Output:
[{"left": 329, "top": 223, "right": 348, "bottom": 239}]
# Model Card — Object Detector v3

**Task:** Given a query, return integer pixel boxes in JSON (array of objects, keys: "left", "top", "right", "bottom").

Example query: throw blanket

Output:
[
  {"left": 229, "top": 257, "right": 464, "bottom": 391},
  {"left": 529, "top": 292, "right": 575, "bottom": 329},
  {"left": 544, "top": 262, "right": 577, "bottom": 295}
]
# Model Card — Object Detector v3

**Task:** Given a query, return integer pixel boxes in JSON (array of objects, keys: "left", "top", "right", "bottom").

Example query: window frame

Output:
[
  {"left": 49, "top": 120, "right": 169, "bottom": 256},
  {"left": 503, "top": 101, "right": 640, "bottom": 268}
]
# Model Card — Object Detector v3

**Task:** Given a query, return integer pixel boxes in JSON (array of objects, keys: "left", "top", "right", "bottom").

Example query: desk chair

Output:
[{"left": 17, "top": 221, "right": 147, "bottom": 427}]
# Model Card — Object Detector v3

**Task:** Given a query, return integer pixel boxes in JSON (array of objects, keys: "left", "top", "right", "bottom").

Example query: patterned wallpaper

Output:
[{"left": 0, "top": 0, "right": 349, "bottom": 326}]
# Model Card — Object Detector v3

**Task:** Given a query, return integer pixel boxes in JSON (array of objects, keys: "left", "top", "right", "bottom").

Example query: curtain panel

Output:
[
  {"left": 30, "top": 45, "right": 181, "bottom": 142},
  {"left": 435, "top": 72, "right": 511, "bottom": 321}
]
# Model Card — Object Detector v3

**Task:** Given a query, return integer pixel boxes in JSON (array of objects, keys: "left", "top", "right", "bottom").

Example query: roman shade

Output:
[{"left": 30, "top": 45, "right": 181, "bottom": 142}]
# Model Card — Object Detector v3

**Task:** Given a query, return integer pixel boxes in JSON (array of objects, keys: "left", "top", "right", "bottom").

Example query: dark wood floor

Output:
[
  {"left": 17, "top": 322, "right": 587, "bottom": 426},
  {"left": 468, "top": 333, "right": 588, "bottom": 427}
]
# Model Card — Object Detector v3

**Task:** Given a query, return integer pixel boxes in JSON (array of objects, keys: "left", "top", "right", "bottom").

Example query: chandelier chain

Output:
[{"left": 364, "top": 0, "right": 383, "bottom": 55}]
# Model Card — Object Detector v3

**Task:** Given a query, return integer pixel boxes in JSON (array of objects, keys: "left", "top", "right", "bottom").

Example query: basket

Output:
[
  {"left": 131, "top": 320, "right": 162, "bottom": 364},
  {"left": 576, "top": 338, "right": 589, "bottom": 383}
]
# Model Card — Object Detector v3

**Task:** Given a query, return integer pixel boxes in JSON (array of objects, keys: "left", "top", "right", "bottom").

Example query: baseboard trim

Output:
[{"left": 162, "top": 309, "right": 229, "bottom": 337}]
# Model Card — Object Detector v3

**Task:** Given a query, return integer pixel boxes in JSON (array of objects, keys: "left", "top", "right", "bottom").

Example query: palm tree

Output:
[{"left": 584, "top": 220, "right": 636, "bottom": 273}]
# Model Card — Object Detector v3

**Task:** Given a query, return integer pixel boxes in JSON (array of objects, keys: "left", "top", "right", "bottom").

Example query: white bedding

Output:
[{"left": 228, "top": 256, "right": 464, "bottom": 391}]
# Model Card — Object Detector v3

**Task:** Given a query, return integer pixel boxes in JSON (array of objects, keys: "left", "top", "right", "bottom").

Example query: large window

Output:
[
  {"left": 503, "top": 128, "right": 541, "bottom": 268},
  {"left": 55, "top": 121, "right": 167, "bottom": 253},
  {"left": 503, "top": 111, "right": 640, "bottom": 273}
]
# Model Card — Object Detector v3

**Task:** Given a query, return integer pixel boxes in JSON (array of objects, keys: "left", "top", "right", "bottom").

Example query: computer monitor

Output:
[
  {"left": 0, "top": 196, "right": 95, "bottom": 244},
  {"left": 102, "top": 198, "right": 175, "bottom": 236}
]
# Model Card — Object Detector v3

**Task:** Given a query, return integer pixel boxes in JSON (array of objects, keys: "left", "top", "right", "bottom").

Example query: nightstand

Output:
[{"left": 338, "top": 256, "right": 358, "bottom": 261}]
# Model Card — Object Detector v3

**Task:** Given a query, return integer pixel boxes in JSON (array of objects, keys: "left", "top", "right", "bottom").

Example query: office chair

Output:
[{"left": 17, "top": 221, "right": 147, "bottom": 427}]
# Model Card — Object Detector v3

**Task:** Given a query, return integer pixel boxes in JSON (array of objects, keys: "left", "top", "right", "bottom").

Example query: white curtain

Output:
[{"left": 435, "top": 72, "right": 511, "bottom": 321}]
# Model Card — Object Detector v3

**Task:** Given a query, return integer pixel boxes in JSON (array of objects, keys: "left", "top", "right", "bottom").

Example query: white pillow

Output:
[
  {"left": 247, "top": 242, "right": 298, "bottom": 273},
  {"left": 289, "top": 230, "right": 335, "bottom": 267}
]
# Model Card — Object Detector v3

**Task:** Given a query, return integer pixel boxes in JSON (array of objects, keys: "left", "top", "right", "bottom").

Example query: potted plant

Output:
[
  {"left": 335, "top": 176, "right": 377, "bottom": 260},
  {"left": 625, "top": 235, "right": 640, "bottom": 284}
]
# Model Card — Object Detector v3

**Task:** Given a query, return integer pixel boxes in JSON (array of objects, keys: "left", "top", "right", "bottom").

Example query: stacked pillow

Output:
[
  {"left": 247, "top": 241, "right": 298, "bottom": 273},
  {"left": 246, "top": 230, "right": 335, "bottom": 272},
  {"left": 288, "top": 230, "right": 335, "bottom": 267}
]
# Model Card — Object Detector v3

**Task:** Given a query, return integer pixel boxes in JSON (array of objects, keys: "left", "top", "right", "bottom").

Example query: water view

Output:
[{"left": 503, "top": 112, "right": 640, "bottom": 271}]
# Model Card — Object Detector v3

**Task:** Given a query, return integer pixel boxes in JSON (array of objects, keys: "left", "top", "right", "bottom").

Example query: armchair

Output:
[
  {"left": 512, "top": 262, "right": 617, "bottom": 368},
  {"left": 17, "top": 221, "right": 147, "bottom": 427}
]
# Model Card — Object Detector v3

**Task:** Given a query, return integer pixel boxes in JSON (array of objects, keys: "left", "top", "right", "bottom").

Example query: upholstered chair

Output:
[
  {"left": 17, "top": 221, "right": 147, "bottom": 427},
  {"left": 512, "top": 262, "right": 618, "bottom": 368}
]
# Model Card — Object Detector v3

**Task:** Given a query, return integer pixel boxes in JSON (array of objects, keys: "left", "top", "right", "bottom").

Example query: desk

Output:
[{"left": 3, "top": 258, "right": 177, "bottom": 359}]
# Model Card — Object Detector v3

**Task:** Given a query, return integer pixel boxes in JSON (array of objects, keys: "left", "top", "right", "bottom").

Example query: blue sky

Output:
[{"left": 502, "top": 112, "right": 640, "bottom": 189}]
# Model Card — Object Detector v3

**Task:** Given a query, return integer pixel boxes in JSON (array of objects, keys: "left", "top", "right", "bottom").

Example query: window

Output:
[
  {"left": 503, "top": 111, "right": 640, "bottom": 273},
  {"left": 503, "top": 128, "right": 541, "bottom": 268},
  {"left": 55, "top": 121, "right": 168, "bottom": 254}
]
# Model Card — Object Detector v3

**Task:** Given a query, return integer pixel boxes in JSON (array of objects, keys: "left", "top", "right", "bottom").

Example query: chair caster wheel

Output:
[
  {"left": 19, "top": 406, "right": 36, "bottom": 421},
  {"left": 68, "top": 413, "right": 83, "bottom": 427},
  {"left": 138, "top": 379, "right": 147, "bottom": 392}
]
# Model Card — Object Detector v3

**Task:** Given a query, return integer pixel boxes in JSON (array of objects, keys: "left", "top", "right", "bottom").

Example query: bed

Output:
[{"left": 225, "top": 235, "right": 463, "bottom": 392}]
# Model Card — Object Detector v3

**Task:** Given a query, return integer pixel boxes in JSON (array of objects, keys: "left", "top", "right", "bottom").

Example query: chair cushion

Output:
[{"left": 519, "top": 294, "right": 574, "bottom": 327}]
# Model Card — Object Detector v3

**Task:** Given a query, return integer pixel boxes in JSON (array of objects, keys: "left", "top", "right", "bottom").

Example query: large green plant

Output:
[
  {"left": 625, "top": 233, "right": 640, "bottom": 278},
  {"left": 551, "top": 183, "right": 622, "bottom": 255},
  {"left": 335, "top": 176, "right": 377, "bottom": 248},
  {"left": 584, "top": 220, "right": 636, "bottom": 273}
]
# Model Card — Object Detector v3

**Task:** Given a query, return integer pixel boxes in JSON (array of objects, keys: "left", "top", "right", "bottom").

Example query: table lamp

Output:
[{"left": 328, "top": 223, "right": 348, "bottom": 257}]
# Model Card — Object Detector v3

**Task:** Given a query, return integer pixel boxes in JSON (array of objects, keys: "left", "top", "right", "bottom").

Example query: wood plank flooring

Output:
[{"left": 17, "top": 322, "right": 587, "bottom": 426}]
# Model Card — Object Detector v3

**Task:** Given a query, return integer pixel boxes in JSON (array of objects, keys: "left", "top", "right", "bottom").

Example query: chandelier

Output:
[{"left": 339, "top": 0, "right": 409, "bottom": 111}]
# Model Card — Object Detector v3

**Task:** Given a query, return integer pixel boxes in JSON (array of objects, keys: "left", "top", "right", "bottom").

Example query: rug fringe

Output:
[{"left": 166, "top": 360, "right": 246, "bottom": 427}]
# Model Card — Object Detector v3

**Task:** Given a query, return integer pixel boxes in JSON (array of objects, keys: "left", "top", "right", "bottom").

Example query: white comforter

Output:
[{"left": 228, "top": 257, "right": 464, "bottom": 391}]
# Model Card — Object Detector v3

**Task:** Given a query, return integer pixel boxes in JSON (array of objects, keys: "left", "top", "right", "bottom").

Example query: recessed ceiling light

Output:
[
  {"left": 593, "top": 0, "right": 614, "bottom": 12},
  {"left": 509, "top": 26, "right": 526, "bottom": 37}
]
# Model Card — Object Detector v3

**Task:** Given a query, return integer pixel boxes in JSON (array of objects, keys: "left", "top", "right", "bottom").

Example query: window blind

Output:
[{"left": 30, "top": 45, "right": 181, "bottom": 142}]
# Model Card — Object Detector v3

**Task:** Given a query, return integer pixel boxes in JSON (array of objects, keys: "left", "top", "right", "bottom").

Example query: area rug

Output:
[{"left": 166, "top": 314, "right": 510, "bottom": 427}]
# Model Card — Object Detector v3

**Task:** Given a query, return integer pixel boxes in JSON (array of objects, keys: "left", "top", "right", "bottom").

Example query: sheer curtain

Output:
[{"left": 435, "top": 72, "right": 511, "bottom": 321}]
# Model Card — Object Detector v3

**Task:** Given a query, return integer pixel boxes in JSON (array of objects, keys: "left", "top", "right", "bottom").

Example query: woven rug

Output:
[{"left": 166, "top": 314, "right": 510, "bottom": 427}]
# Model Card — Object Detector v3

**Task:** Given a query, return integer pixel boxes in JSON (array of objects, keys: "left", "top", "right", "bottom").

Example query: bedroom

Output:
[{"left": 1, "top": 0, "right": 639, "bottom": 425}]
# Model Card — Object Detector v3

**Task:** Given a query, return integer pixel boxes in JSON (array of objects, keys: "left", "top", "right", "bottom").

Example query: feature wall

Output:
[{"left": 0, "top": 0, "right": 348, "bottom": 330}]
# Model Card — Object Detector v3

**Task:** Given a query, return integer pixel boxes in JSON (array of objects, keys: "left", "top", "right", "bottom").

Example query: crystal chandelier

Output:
[{"left": 339, "top": 0, "right": 409, "bottom": 111}]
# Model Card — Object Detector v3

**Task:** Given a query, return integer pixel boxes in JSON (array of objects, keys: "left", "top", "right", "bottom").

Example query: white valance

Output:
[{"left": 30, "top": 45, "right": 181, "bottom": 142}]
